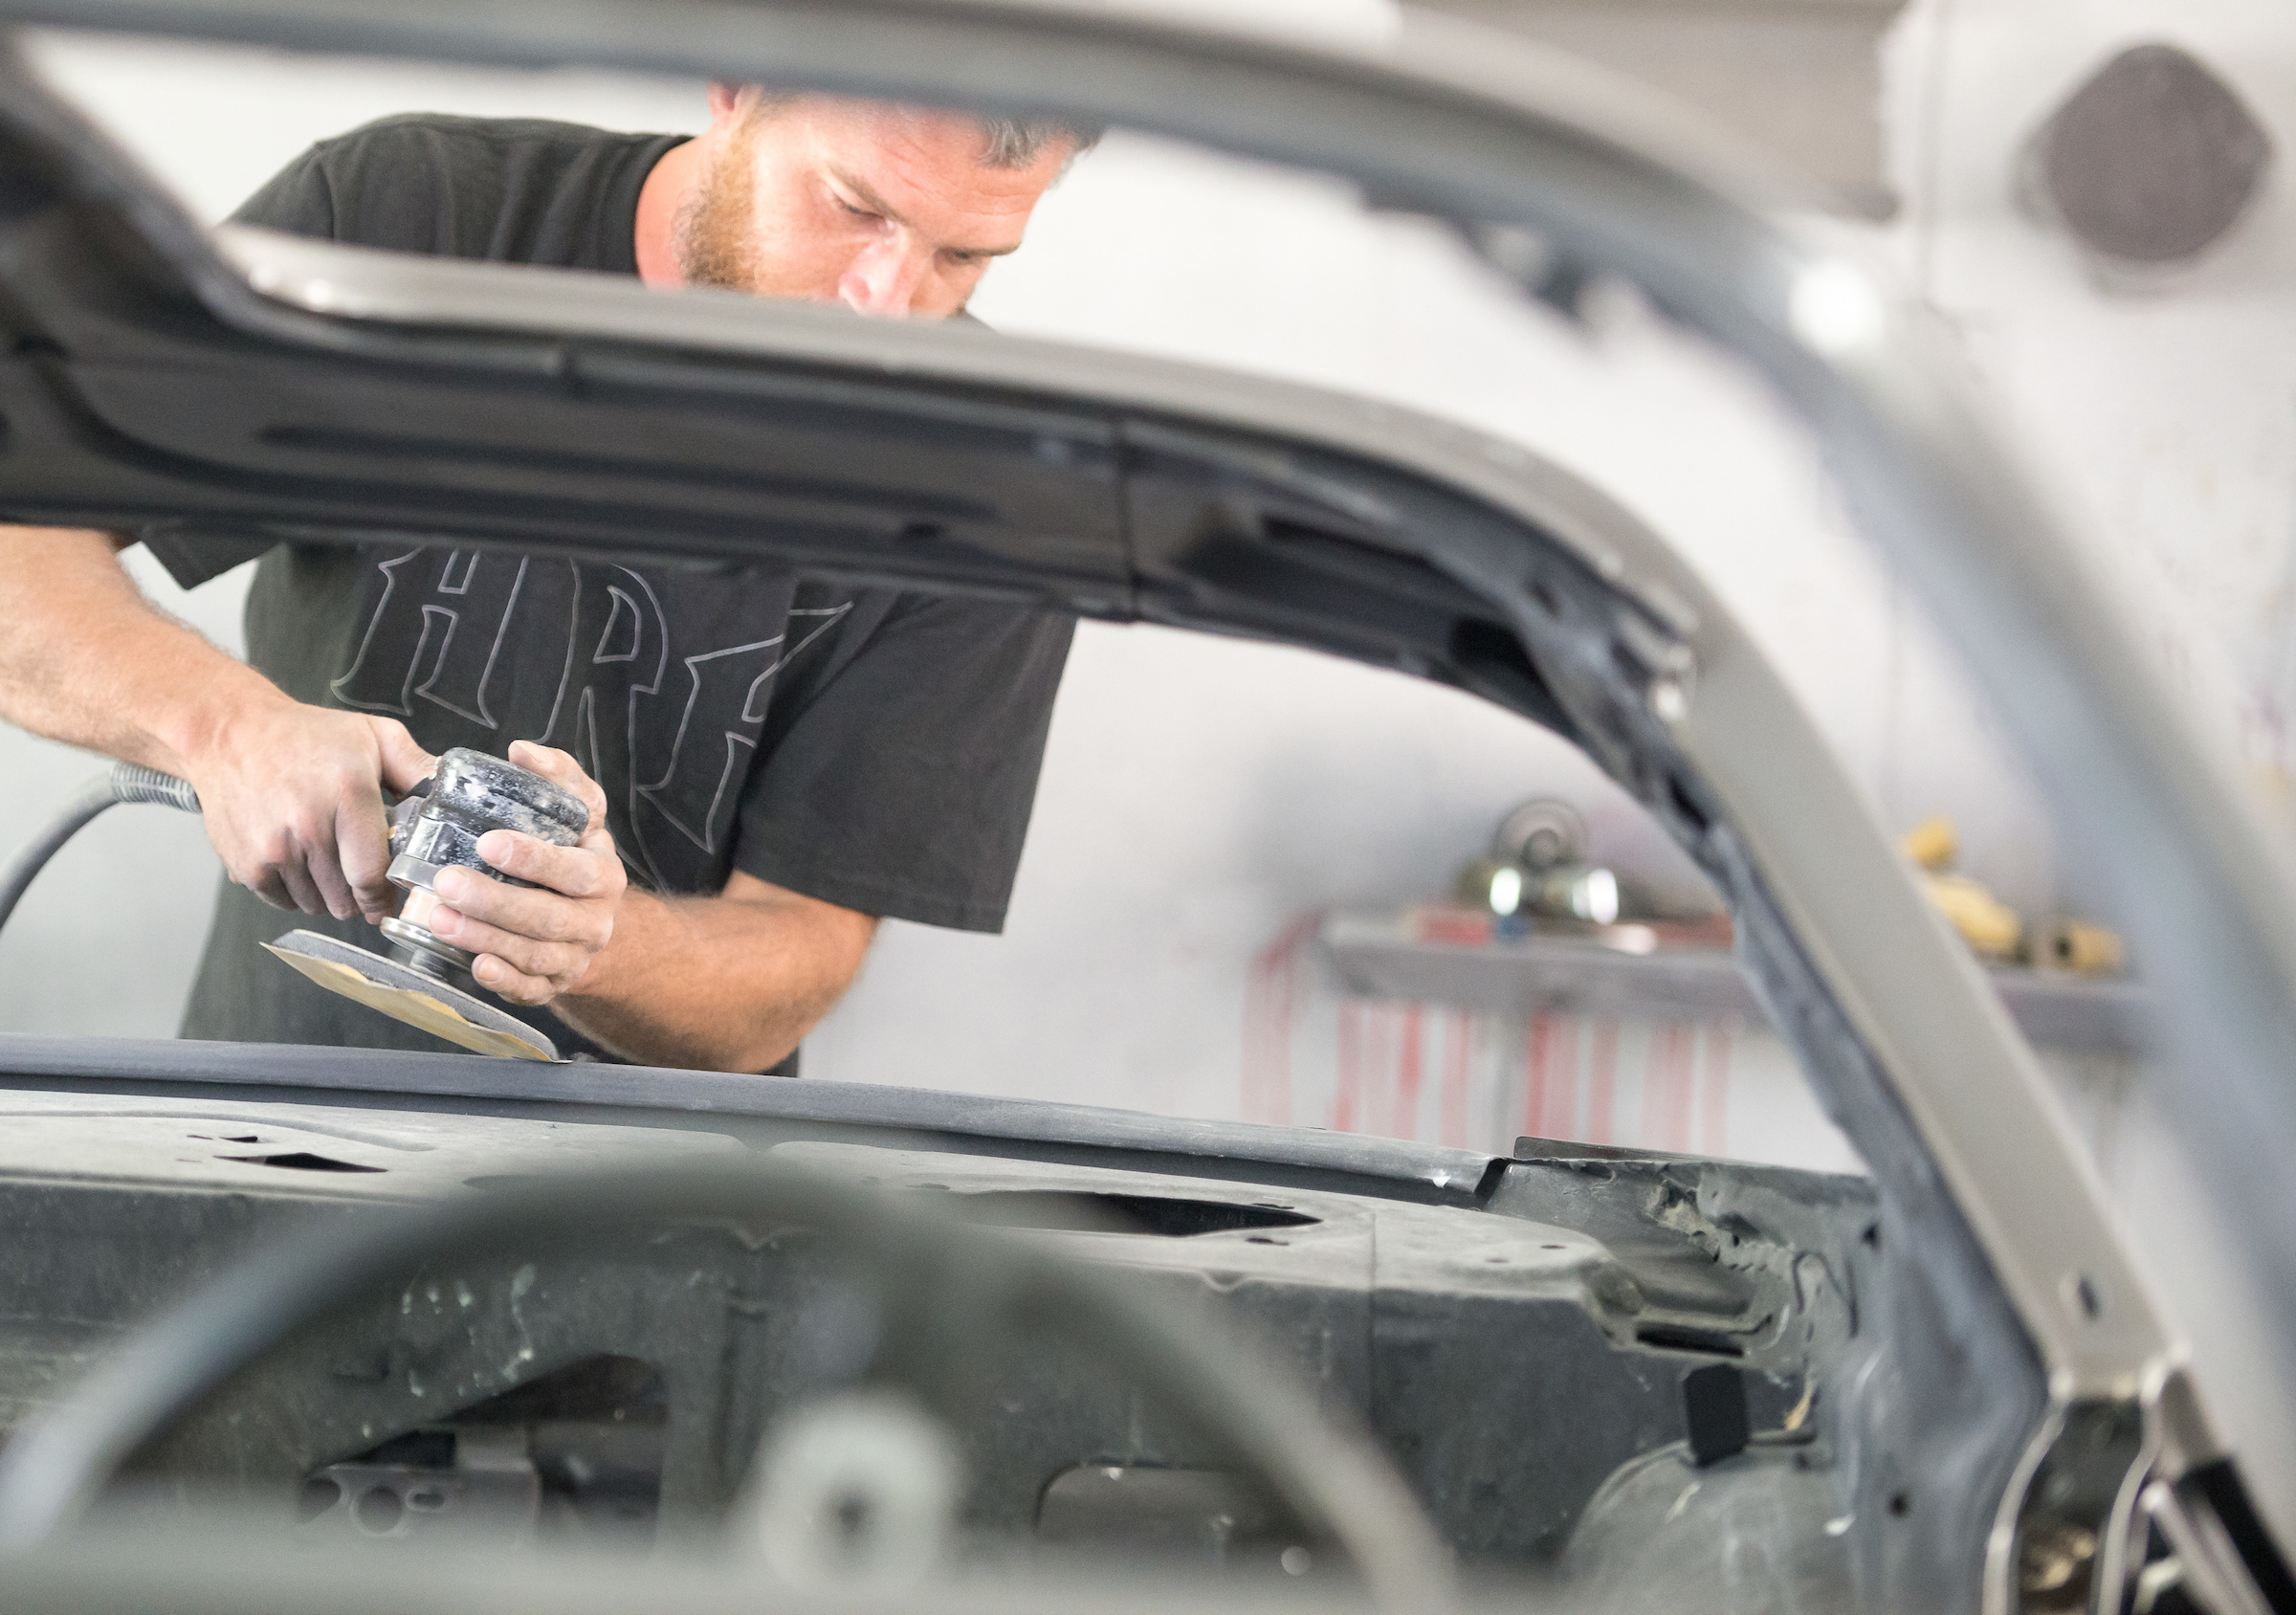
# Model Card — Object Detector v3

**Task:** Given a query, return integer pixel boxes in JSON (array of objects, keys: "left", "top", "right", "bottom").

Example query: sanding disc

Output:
[{"left": 263, "top": 929, "right": 559, "bottom": 1062}]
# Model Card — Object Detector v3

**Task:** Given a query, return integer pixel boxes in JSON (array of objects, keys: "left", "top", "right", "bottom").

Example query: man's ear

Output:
[{"left": 705, "top": 81, "right": 756, "bottom": 131}]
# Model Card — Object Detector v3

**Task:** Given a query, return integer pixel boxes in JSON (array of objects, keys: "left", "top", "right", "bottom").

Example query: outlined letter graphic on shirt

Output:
[
  {"left": 328, "top": 550, "right": 852, "bottom": 891},
  {"left": 533, "top": 567, "right": 671, "bottom": 885},
  {"left": 635, "top": 606, "right": 851, "bottom": 855},
  {"left": 331, "top": 549, "right": 529, "bottom": 726}
]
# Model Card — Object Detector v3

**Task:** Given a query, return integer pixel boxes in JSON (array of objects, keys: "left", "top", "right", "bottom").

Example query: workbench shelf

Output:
[{"left": 1319, "top": 908, "right": 2155, "bottom": 1057}]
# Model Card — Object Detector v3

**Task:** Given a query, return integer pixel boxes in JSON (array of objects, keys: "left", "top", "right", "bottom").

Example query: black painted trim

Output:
[{"left": 0, "top": 1034, "right": 1501, "bottom": 1206}]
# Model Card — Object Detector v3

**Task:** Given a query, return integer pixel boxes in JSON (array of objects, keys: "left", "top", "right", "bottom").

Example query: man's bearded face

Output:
[
  {"left": 672, "top": 96, "right": 1073, "bottom": 320},
  {"left": 673, "top": 126, "right": 765, "bottom": 297}
]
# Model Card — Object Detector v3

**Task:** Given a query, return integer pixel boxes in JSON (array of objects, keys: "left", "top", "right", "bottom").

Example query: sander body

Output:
[
  {"left": 271, "top": 748, "right": 590, "bottom": 1061},
  {"left": 377, "top": 748, "right": 591, "bottom": 993}
]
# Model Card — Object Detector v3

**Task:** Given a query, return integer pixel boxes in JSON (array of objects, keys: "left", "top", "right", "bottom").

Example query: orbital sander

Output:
[
  {"left": 1, "top": 748, "right": 588, "bottom": 1062},
  {"left": 270, "top": 747, "right": 590, "bottom": 1060}
]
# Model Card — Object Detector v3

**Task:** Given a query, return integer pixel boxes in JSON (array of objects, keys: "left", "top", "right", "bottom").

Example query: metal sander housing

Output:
[{"left": 381, "top": 748, "right": 589, "bottom": 987}]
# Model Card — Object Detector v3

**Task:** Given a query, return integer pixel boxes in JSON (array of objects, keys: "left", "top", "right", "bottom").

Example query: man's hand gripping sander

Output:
[
  {"left": 0, "top": 748, "right": 587, "bottom": 1062},
  {"left": 266, "top": 748, "right": 591, "bottom": 1061}
]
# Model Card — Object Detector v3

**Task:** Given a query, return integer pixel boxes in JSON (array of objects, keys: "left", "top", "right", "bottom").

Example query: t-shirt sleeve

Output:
[
  {"left": 135, "top": 150, "right": 344, "bottom": 592},
  {"left": 732, "top": 598, "right": 1076, "bottom": 932},
  {"left": 135, "top": 522, "right": 275, "bottom": 592},
  {"left": 228, "top": 144, "right": 342, "bottom": 236}
]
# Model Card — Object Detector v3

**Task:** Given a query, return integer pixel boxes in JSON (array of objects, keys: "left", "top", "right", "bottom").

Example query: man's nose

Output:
[{"left": 838, "top": 238, "right": 931, "bottom": 318}]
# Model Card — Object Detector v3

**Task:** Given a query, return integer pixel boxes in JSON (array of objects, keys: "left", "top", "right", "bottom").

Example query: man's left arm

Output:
[
  {"left": 421, "top": 740, "right": 876, "bottom": 1073},
  {"left": 430, "top": 593, "right": 1071, "bottom": 1073}
]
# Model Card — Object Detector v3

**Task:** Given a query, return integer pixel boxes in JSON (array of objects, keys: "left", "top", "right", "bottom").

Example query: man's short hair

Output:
[
  {"left": 746, "top": 91, "right": 1103, "bottom": 171},
  {"left": 976, "top": 113, "right": 1104, "bottom": 171}
]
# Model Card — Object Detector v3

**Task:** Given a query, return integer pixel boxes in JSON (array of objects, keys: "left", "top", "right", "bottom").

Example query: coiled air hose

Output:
[{"left": 0, "top": 763, "right": 201, "bottom": 937}]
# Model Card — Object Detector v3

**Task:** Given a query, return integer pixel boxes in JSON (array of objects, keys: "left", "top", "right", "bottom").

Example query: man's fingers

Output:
[
  {"left": 437, "top": 908, "right": 588, "bottom": 984},
  {"left": 335, "top": 797, "right": 398, "bottom": 921},
  {"left": 471, "top": 953, "right": 557, "bottom": 1006},
  {"left": 508, "top": 740, "right": 609, "bottom": 827},
  {"left": 432, "top": 876, "right": 569, "bottom": 942},
  {"left": 245, "top": 871, "right": 297, "bottom": 911},
  {"left": 274, "top": 857, "right": 326, "bottom": 917},
  {"left": 473, "top": 831, "right": 613, "bottom": 898},
  {"left": 370, "top": 718, "right": 438, "bottom": 798},
  {"left": 303, "top": 844, "right": 360, "bottom": 924},
  {"left": 434, "top": 870, "right": 605, "bottom": 948}
]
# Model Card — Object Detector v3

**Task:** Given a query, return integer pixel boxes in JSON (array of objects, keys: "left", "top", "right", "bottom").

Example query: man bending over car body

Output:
[{"left": 0, "top": 88, "right": 1095, "bottom": 1073}]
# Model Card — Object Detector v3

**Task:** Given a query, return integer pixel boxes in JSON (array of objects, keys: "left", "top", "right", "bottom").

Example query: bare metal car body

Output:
[{"left": 0, "top": 2, "right": 2286, "bottom": 1612}]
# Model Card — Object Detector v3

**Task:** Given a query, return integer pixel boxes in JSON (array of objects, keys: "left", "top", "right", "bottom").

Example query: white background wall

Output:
[{"left": 8, "top": 3, "right": 2296, "bottom": 1529}]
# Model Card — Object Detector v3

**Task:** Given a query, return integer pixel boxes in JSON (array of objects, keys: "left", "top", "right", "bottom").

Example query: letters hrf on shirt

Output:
[{"left": 328, "top": 548, "right": 849, "bottom": 889}]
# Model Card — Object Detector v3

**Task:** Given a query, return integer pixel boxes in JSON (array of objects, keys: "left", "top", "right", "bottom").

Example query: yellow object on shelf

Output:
[
  {"left": 2046, "top": 918, "right": 2126, "bottom": 977},
  {"left": 1902, "top": 815, "right": 2022, "bottom": 958},
  {"left": 1921, "top": 873, "right": 2024, "bottom": 960},
  {"left": 1899, "top": 813, "right": 2124, "bottom": 975},
  {"left": 1902, "top": 816, "right": 1957, "bottom": 873}
]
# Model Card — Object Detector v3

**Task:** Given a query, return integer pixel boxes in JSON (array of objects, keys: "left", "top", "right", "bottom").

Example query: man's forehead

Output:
[
  {"left": 770, "top": 96, "right": 1065, "bottom": 217},
  {"left": 835, "top": 99, "right": 994, "bottom": 161}
]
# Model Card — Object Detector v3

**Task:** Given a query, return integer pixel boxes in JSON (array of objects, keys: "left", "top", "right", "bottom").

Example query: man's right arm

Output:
[{"left": 0, "top": 523, "right": 434, "bottom": 921}]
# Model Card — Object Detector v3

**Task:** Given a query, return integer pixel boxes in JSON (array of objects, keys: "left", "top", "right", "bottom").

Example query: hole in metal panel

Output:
[
  {"left": 1635, "top": 1323, "right": 1747, "bottom": 1359},
  {"left": 223, "top": 1152, "right": 384, "bottom": 1174},
  {"left": 931, "top": 1189, "right": 1319, "bottom": 1237},
  {"left": 352, "top": 1486, "right": 405, "bottom": 1535}
]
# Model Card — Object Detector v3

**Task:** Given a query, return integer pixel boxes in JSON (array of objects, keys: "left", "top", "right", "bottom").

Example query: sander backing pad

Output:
[{"left": 264, "top": 929, "right": 560, "bottom": 1062}]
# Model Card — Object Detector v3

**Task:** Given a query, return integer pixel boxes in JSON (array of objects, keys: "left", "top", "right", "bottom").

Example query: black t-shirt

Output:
[{"left": 147, "top": 116, "right": 1075, "bottom": 1066}]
